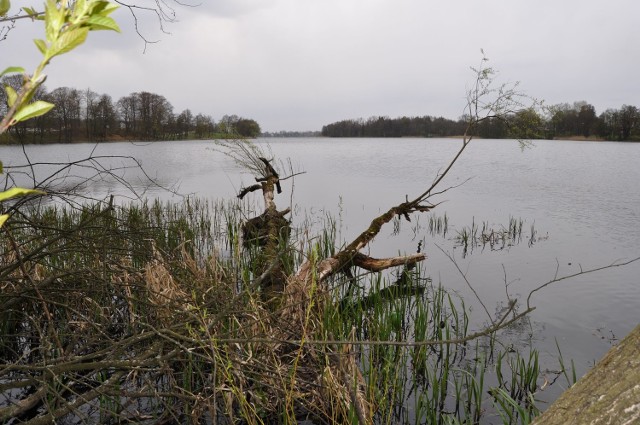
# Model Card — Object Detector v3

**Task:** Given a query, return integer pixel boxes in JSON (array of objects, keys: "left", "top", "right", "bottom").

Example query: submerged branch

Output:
[{"left": 351, "top": 252, "right": 426, "bottom": 272}]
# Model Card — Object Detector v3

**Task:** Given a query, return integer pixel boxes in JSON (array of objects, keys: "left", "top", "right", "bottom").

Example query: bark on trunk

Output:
[
  {"left": 532, "top": 323, "right": 640, "bottom": 425},
  {"left": 240, "top": 174, "right": 291, "bottom": 297}
]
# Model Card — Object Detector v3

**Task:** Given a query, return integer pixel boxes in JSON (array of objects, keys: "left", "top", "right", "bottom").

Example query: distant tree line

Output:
[
  {"left": 262, "top": 130, "right": 321, "bottom": 137},
  {"left": 0, "top": 78, "right": 261, "bottom": 143},
  {"left": 321, "top": 115, "right": 467, "bottom": 138},
  {"left": 322, "top": 101, "right": 640, "bottom": 141}
]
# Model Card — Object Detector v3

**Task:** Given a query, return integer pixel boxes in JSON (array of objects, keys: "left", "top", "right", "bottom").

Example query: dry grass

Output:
[{"left": 0, "top": 199, "right": 550, "bottom": 424}]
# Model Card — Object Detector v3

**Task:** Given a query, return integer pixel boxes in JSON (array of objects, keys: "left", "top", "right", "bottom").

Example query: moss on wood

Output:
[{"left": 532, "top": 324, "right": 640, "bottom": 425}]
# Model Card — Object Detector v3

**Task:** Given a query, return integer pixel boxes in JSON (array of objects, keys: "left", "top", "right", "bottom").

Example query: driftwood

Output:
[{"left": 532, "top": 323, "right": 640, "bottom": 425}]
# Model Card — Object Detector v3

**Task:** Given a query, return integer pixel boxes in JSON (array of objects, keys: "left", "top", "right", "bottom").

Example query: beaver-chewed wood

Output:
[{"left": 242, "top": 209, "right": 290, "bottom": 248}]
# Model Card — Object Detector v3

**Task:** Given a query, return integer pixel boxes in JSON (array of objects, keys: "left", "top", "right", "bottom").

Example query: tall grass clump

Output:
[
  {"left": 322, "top": 257, "right": 544, "bottom": 424},
  {"left": 452, "top": 216, "right": 536, "bottom": 256},
  {"left": 0, "top": 198, "right": 551, "bottom": 424}
]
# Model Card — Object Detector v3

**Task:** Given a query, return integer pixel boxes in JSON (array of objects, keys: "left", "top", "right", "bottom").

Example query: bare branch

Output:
[
  {"left": 436, "top": 244, "right": 493, "bottom": 323},
  {"left": 526, "top": 257, "right": 640, "bottom": 309}
]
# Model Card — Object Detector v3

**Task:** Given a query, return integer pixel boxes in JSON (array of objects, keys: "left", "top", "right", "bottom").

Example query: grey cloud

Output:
[{"left": 2, "top": 0, "right": 640, "bottom": 132}]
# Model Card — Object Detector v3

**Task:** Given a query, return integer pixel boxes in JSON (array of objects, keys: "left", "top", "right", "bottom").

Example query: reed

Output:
[
  {"left": 428, "top": 213, "right": 449, "bottom": 237},
  {"left": 453, "top": 216, "right": 536, "bottom": 256},
  {"left": 0, "top": 198, "right": 557, "bottom": 424}
]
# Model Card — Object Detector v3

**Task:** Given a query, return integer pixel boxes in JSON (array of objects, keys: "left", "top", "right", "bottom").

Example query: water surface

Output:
[{"left": 2, "top": 137, "right": 639, "bottom": 395}]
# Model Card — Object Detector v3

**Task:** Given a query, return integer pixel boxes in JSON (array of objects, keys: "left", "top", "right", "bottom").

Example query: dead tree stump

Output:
[{"left": 237, "top": 157, "right": 292, "bottom": 298}]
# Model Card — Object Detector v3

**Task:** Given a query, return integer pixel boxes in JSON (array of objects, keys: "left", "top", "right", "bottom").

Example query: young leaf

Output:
[
  {"left": 22, "top": 6, "right": 38, "bottom": 16},
  {"left": 34, "top": 39, "right": 48, "bottom": 54},
  {"left": 90, "top": 1, "right": 117, "bottom": 15},
  {"left": 0, "top": 214, "right": 8, "bottom": 228},
  {"left": 0, "top": 66, "right": 25, "bottom": 78},
  {"left": 101, "top": 2, "right": 119, "bottom": 15},
  {"left": 44, "top": 0, "right": 56, "bottom": 41},
  {"left": 74, "top": 0, "right": 87, "bottom": 15},
  {"left": 49, "top": 27, "right": 89, "bottom": 57},
  {"left": 45, "top": 0, "right": 65, "bottom": 42},
  {"left": 0, "top": 0, "right": 10, "bottom": 17},
  {"left": 0, "top": 187, "right": 45, "bottom": 202},
  {"left": 86, "top": 15, "right": 120, "bottom": 32},
  {"left": 5, "top": 85, "right": 18, "bottom": 107},
  {"left": 23, "top": 6, "right": 44, "bottom": 20},
  {"left": 13, "top": 101, "right": 55, "bottom": 123}
]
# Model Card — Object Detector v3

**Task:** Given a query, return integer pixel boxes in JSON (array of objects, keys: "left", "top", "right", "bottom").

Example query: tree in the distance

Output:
[
  {"left": 49, "top": 87, "right": 82, "bottom": 142},
  {"left": 194, "top": 112, "right": 215, "bottom": 138},
  {"left": 619, "top": 104, "right": 639, "bottom": 141},
  {"left": 577, "top": 102, "right": 597, "bottom": 138},
  {"left": 176, "top": 108, "right": 193, "bottom": 139},
  {"left": 236, "top": 117, "right": 261, "bottom": 137}
]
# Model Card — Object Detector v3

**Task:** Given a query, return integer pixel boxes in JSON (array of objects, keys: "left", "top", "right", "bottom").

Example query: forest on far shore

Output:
[
  {"left": 321, "top": 101, "right": 640, "bottom": 141},
  {"left": 0, "top": 79, "right": 261, "bottom": 144},
  {"left": 2, "top": 75, "right": 638, "bottom": 144}
]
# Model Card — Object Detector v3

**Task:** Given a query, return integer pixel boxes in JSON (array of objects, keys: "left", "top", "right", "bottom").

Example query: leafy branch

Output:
[{"left": 0, "top": 0, "right": 120, "bottom": 227}]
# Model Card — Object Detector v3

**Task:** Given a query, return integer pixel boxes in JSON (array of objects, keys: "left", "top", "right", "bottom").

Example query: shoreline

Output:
[{"left": 2, "top": 135, "right": 639, "bottom": 146}]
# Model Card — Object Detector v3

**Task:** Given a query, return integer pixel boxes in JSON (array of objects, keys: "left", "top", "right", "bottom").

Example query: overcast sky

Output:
[{"left": 2, "top": 0, "right": 639, "bottom": 132}]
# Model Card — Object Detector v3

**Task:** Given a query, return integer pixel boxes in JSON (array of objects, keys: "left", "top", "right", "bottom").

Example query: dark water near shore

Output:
[{"left": 2, "top": 137, "right": 640, "bottom": 403}]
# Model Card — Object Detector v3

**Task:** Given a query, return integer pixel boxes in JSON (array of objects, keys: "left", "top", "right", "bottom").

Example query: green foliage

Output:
[
  {"left": 0, "top": 0, "right": 9, "bottom": 17},
  {"left": 0, "top": 66, "right": 25, "bottom": 78},
  {"left": 11, "top": 99, "right": 54, "bottom": 122},
  {"left": 39, "top": 0, "right": 120, "bottom": 65},
  {"left": 235, "top": 117, "right": 262, "bottom": 137},
  {"left": 216, "top": 114, "right": 262, "bottom": 138},
  {"left": 0, "top": 175, "right": 45, "bottom": 229},
  {"left": 0, "top": 187, "right": 45, "bottom": 202},
  {"left": 1, "top": 0, "right": 120, "bottom": 131},
  {"left": 508, "top": 108, "right": 545, "bottom": 139},
  {"left": 0, "top": 0, "right": 121, "bottom": 227}
]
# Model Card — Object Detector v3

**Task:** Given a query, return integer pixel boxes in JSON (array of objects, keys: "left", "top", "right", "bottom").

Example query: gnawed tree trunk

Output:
[
  {"left": 238, "top": 157, "right": 291, "bottom": 297},
  {"left": 238, "top": 156, "right": 429, "bottom": 298},
  {"left": 235, "top": 153, "right": 434, "bottom": 423},
  {"left": 532, "top": 323, "right": 640, "bottom": 425}
]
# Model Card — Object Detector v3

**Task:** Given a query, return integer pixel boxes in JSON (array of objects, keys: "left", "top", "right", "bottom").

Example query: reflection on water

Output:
[{"left": 2, "top": 137, "right": 639, "bottom": 386}]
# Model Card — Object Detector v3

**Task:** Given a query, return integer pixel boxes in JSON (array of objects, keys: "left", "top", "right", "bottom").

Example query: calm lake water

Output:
[{"left": 2, "top": 137, "right": 639, "bottom": 402}]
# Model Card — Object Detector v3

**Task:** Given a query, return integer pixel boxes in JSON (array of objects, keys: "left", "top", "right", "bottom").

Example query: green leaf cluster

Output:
[
  {"left": 0, "top": 0, "right": 10, "bottom": 17},
  {"left": 1, "top": 1, "right": 121, "bottom": 227},
  {"left": 2, "top": 1, "right": 120, "bottom": 128},
  {"left": 38, "top": 0, "right": 120, "bottom": 65},
  {"left": 0, "top": 176, "right": 45, "bottom": 228}
]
